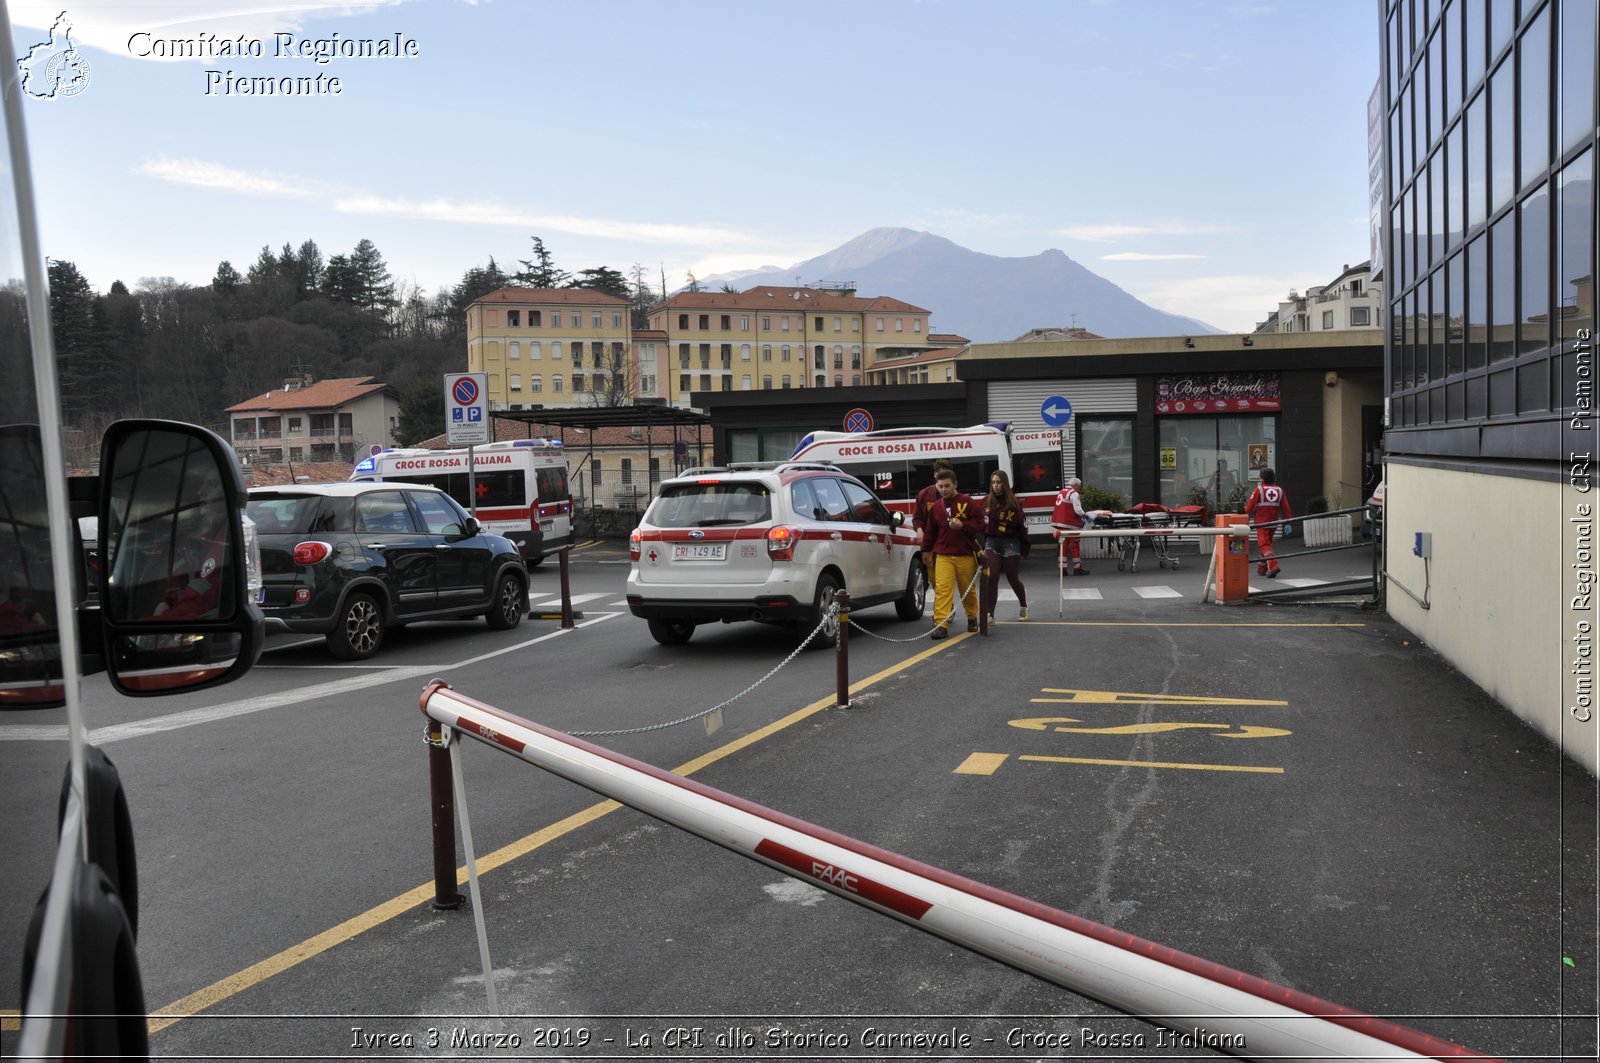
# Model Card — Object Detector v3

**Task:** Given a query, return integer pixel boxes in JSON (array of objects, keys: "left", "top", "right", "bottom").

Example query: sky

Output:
[{"left": 9, "top": 0, "right": 1383, "bottom": 334}]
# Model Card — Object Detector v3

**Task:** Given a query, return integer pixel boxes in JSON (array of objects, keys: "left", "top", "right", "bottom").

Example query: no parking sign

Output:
[
  {"left": 843, "top": 408, "right": 874, "bottom": 433},
  {"left": 445, "top": 372, "right": 489, "bottom": 445}
]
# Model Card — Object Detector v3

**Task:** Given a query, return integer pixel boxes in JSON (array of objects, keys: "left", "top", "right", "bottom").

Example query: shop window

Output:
[{"left": 1156, "top": 414, "right": 1278, "bottom": 511}]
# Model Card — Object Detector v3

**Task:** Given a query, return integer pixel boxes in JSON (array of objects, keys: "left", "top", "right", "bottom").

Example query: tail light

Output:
[
  {"left": 293, "top": 541, "right": 331, "bottom": 565},
  {"left": 629, "top": 529, "right": 641, "bottom": 562},
  {"left": 766, "top": 525, "right": 800, "bottom": 561}
]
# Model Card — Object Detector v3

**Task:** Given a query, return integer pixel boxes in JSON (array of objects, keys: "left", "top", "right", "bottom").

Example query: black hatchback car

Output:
[{"left": 246, "top": 482, "right": 528, "bottom": 659}]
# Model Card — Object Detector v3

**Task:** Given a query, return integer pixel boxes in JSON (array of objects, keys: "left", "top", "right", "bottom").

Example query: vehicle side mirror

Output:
[
  {"left": 98, "top": 421, "right": 263, "bottom": 696},
  {"left": 462, "top": 517, "right": 481, "bottom": 537},
  {"left": 891, "top": 511, "right": 906, "bottom": 529}
]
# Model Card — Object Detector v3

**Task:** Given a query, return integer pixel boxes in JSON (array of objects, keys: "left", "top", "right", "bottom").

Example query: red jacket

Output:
[
  {"left": 922, "top": 493, "right": 986, "bottom": 555},
  {"left": 1051, "top": 486, "right": 1087, "bottom": 528},
  {"left": 1245, "top": 483, "right": 1292, "bottom": 524},
  {"left": 912, "top": 481, "right": 942, "bottom": 533},
  {"left": 983, "top": 498, "right": 1026, "bottom": 542}
]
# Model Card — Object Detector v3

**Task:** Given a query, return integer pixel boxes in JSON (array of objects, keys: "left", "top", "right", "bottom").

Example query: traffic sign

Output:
[
  {"left": 843, "top": 408, "right": 874, "bottom": 433},
  {"left": 1040, "top": 395, "right": 1074, "bottom": 428},
  {"left": 445, "top": 372, "right": 489, "bottom": 445},
  {"left": 369, "top": 443, "right": 382, "bottom": 457}
]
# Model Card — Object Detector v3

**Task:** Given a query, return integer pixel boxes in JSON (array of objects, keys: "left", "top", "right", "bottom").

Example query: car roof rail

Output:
[
  {"left": 773, "top": 461, "right": 842, "bottom": 474},
  {"left": 676, "top": 465, "right": 730, "bottom": 477}
]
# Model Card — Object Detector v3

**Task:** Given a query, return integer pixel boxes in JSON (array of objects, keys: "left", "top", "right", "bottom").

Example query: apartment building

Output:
[
  {"left": 465, "top": 287, "right": 634, "bottom": 409},
  {"left": 1255, "top": 261, "right": 1385, "bottom": 334},
  {"left": 646, "top": 285, "right": 940, "bottom": 405},
  {"left": 225, "top": 375, "right": 399, "bottom": 465},
  {"left": 1379, "top": 0, "right": 1596, "bottom": 771}
]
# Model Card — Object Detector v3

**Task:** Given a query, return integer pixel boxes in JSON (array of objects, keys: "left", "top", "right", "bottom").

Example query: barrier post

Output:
[
  {"left": 978, "top": 553, "right": 990, "bottom": 636},
  {"left": 833, "top": 588, "right": 850, "bottom": 709},
  {"left": 1213, "top": 515, "right": 1250, "bottom": 603},
  {"left": 424, "top": 714, "right": 465, "bottom": 910},
  {"left": 558, "top": 547, "right": 575, "bottom": 629}
]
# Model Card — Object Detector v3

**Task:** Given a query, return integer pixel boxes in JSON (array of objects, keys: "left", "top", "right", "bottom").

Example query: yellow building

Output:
[
  {"left": 466, "top": 287, "right": 634, "bottom": 409},
  {"left": 647, "top": 285, "right": 952, "bottom": 405}
]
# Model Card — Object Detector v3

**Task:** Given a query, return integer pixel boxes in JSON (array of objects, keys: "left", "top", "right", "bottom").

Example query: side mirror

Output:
[
  {"left": 891, "top": 511, "right": 906, "bottom": 529},
  {"left": 98, "top": 421, "right": 263, "bottom": 696}
]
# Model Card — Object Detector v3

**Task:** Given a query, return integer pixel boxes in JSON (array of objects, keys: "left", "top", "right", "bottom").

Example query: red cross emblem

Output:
[
  {"left": 476, "top": 481, "right": 489, "bottom": 497},
  {"left": 647, "top": 548, "right": 660, "bottom": 565}
]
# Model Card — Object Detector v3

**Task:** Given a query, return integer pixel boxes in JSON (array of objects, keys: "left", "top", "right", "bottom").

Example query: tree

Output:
[
  {"left": 684, "top": 271, "right": 700, "bottom": 293},
  {"left": 347, "top": 238, "right": 397, "bottom": 316},
  {"left": 440, "top": 257, "right": 511, "bottom": 339},
  {"left": 212, "top": 260, "right": 242, "bottom": 296},
  {"left": 395, "top": 376, "right": 444, "bottom": 446},
  {"left": 514, "top": 235, "right": 567, "bottom": 288},
  {"left": 628, "top": 262, "right": 657, "bottom": 329},
  {"left": 319, "top": 253, "right": 359, "bottom": 303},
  {"left": 245, "top": 245, "right": 279, "bottom": 286},
  {"left": 289, "top": 239, "right": 324, "bottom": 297},
  {"left": 568, "top": 266, "right": 630, "bottom": 300},
  {"left": 47, "top": 260, "right": 109, "bottom": 420}
]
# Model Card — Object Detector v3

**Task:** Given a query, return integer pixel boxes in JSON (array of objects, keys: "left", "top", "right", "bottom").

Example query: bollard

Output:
[
  {"left": 833, "top": 588, "right": 851, "bottom": 709},
  {"left": 423, "top": 697, "right": 465, "bottom": 910},
  {"left": 979, "top": 553, "right": 990, "bottom": 636},
  {"left": 558, "top": 547, "right": 575, "bottom": 629}
]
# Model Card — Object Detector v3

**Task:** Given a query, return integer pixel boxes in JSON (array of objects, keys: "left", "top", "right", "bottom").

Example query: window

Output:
[
  {"left": 621, "top": 459, "right": 633, "bottom": 485},
  {"left": 640, "top": 374, "right": 656, "bottom": 393},
  {"left": 720, "top": 343, "right": 732, "bottom": 367},
  {"left": 833, "top": 345, "right": 843, "bottom": 368},
  {"left": 678, "top": 313, "right": 689, "bottom": 329},
  {"left": 720, "top": 315, "right": 731, "bottom": 330},
  {"left": 833, "top": 317, "right": 842, "bottom": 332},
  {"left": 571, "top": 374, "right": 584, "bottom": 392},
  {"left": 507, "top": 310, "right": 520, "bottom": 326},
  {"left": 592, "top": 312, "right": 603, "bottom": 327},
  {"left": 551, "top": 311, "right": 562, "bottom": 327},
  {"left": 834, "top": 374, "right": 844, "bottom": 386},
  {"left": 721, "top": 377, "right": 732, "bottom": 391},
  {"left": 762, "top": 344, "right": 772, "bottom": 361},
  {"left": 699, "top": 373, "right": 711, "bottom": 391},
  {"left": 612, "top": 311, "right": 623, "bottom": 328},
  {"left": 508, "top": 341, "right": 520, "bottom": 359},
  {"left": 740, "top": 343, "right": 751, "bottom": 360},
  {"left": 1322, "top": 310, "right": 1335, "bottom": 329},
  {"left": 552, "top": 341, "right": 563, "bottom": 359},
  {"left": 851, "top": 318, "right": 859, "bottom": 333},
  {"left": 592, "top": 460, "right": 603, "bottom": 487},
  {"left": 531, "top": 376, "right": 542, "bottom": 393},
  {"left": 895, "top": 318, "right": 904, "bottom": 333},
  {"left": 741, "top": 375, "right": 752, "bottom": 390},
  {"left": 510, "top": 374, "right": 522, "bottom": 391},
  {"left": 698, "top": 314, "right": 709, "bottom": 330},
  {"left": 286, "top": 417, "right": 302, "bottom": 433},
  {"left": 762, "top": 375, "right": 772, "bottom": 389},
  {"left": 572, "top": 342, "right": 584, "bottom": 367},
  {"left": 914, "top": 319, "right": 922, "bottom": 333},
  {"left": 876, "top": 317, "right": 884, "bottom": 332},
  {"left": 1351, "top": 306, "right": 1372, "bottom": 326},
  {"left": 639, "top": 342, "right": 656, "bottom": 365},
  {"left": 679, "top": 373, "right": 690, "bottom": 393},
  {"left": 781, "top": 375, "right": 791, "bottom": 388},
  {"left": 529, "top": 310, "right": 541, "bottom": 326},
  {"left": 553, "top": 375, "right": 564, "bottom": 393},
  {"left": 740, "top": 315, "right": 750, "bottom": 330},
  {"left": 781, "top": 345, "right": 791, "bottom": 361},
  {"left": 530, "top": 341, "right": 541, "bottom": 359},
  {"left": 851, "top": 345, "right": 861, "bottom": 368},
  {"left": 815, "top": 374, "right": 825, "bottom": 387},
  {"left": 815, "top": 316, "right": 824, "bottom": 330},
  {"left": 761, "top": 315, "right": 771, "bottom": 330},
  {"left": 815, "top": 349, "right": 825, "bottom": 369}
]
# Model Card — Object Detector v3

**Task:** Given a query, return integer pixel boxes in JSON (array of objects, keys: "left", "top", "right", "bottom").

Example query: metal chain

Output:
[
  {"left": 565, "top": 603, "right": 841, "bottom": 738},
  {"left": 854, "top": 558, "right": 984, "bottom": 644}
]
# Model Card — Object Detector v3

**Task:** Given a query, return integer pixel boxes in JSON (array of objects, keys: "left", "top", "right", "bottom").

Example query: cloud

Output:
[
  {"left": 333, "top": 195, "right": 754, "bottom": 247},
  {"left": 138, "top": 157, "right": 318, "bottom": 197},
  {"left": 1101, "top": 252, "right": 1206, "bottom": 262},
  {"left": 1057, "top": 221, "right": 1226, "bottom": 242},
  {"left": 9, "top": 2, "right": 411, "bottom": 60}
]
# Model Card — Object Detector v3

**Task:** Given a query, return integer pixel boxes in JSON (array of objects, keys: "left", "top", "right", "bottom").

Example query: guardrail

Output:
[
  {"left": 417, "top": 681, "right": 1486, "bottom": 1061},
  {"left": 1246, "top": 505, "right": 1379, "bottom": 603}
]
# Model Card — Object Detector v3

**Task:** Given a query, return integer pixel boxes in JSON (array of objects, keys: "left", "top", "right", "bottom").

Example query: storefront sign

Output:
[
  {"left": 1160, "top": 446, "right": 1178, "bottom": 471},
  {"left": 1155, "top": 373, "right": 1281, "bottom": 414}
]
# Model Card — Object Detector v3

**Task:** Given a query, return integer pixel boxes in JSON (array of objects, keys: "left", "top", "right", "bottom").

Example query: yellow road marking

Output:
[
  {"left": 1031, "top": 687, "right": 1288, "bottom": 706},
  {"left": 149, "top": 633, "right": 967, "bottom": 1034},
  {"left": 1034, "top": 622, "right": 1364, "bottom": 628},
  {"left": 954, "top": 752, "right": 1009, "bottom": 775},
  {"left": 1009, "top": 717, "right": 1291, "bottom": 738},
  {"left": 1019, "top": 753, "right": 1283, "bottom": 775}
]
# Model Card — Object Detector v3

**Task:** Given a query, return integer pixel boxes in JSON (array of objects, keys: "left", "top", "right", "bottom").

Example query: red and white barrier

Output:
[{"left": 420, "top": 681, "right": 1491, "bottom": 1062}]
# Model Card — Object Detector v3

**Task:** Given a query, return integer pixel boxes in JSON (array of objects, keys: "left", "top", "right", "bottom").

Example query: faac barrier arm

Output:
[{"left": 419, "top": 681, "right": 1492, "bottom": 1063}]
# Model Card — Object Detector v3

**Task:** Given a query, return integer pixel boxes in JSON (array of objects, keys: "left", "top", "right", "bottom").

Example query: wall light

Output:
[
  {"left": 1183, "top": 337, "right": 1195, "bottom": 349},
  {"left": 1241, "top": 336, "right": 1254, "bottom": 346}
]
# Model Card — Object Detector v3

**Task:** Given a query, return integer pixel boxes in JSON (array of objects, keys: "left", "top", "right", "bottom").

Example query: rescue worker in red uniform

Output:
[
  {"left": 911, "top": 459, "right": 955, "bottom": 575},
  {"left": 1244, "top": 467, "right": 1292, "bottom": 577},
  {"left": 1050, "top": 477, "right": 1093, "bottom": 576},
  {"left": 153, "top": 508, "right": 227, "bottom": 620},
  {"left": 921, "top": 468, "right": 985, "bottom": 639}
]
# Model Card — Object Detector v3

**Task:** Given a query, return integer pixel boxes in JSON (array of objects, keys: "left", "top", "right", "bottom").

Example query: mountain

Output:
[{"left": 696, "top": 228, "right": 1223, "bottom": 342}]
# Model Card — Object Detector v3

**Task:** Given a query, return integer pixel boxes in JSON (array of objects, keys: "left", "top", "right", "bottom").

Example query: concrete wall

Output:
[
  {"left": 1321, "top": 373, "right": 1382, "bottom": 516},
  {"left": 1384, "top": 464, "right": 1597, "bottom": 775}
]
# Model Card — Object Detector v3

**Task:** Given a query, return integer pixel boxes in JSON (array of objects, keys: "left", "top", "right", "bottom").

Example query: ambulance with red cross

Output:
[
  {"left": 788, "top": 423, "right": 1063, "bottom": 539},
  {"left": 352, "top": 439, "right": 572, "bottom": 565}
]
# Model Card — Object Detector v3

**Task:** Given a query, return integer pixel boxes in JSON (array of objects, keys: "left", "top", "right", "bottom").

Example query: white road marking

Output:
[
  {"left": 1275, "top": 578, "right": 1329, "bottom": 588},
  {"left": 1060, "top": 588, "right": 1103, "bottom": 600},
  {"left": 1132, "top": 586, "right": 1183, "bottom": 599},
  {"left": 0, "top": 613, "right": 622, "bottom": 745}
]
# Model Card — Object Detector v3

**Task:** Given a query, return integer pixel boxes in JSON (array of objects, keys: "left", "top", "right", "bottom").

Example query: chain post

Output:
[
  {"left": 558, "top": 546, "right": 575, "bottom": 629},
  {"left": 424, "top": 719, "right": 465, "bottom": 910},
  {"left": 833, "top": 589, "right": 851, "bottom": 709}
]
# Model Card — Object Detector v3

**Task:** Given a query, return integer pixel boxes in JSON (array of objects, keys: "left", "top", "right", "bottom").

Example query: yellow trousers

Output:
[{"left": 932, "top": 553, "right": 979, "bottom": 629}]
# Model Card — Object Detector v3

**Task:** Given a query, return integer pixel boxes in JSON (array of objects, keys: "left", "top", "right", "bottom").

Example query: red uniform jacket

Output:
[
  {"left": 912, "top": 481, "right": 942, "bottom": 533},
  {"left": 922, "top": 493, "right": 986, "bottom": 555},
  {"left": 1245, "top": 483, "right": 1292, "bottom": 524},
  {"left": 159, "top": 534, "right": 225, "bottom": 620},
  {"left": 1051, "top": 486, "right": 1087, "bottom": 528}
]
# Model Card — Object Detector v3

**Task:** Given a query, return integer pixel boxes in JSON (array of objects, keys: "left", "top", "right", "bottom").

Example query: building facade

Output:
[
  {"left": 1379, "top": 0, "right": 1597, "bottom": 771},
  {"left": 225, "top": 375, "right": 400, "bottom": 465},
  {"left": 1255, "top": 261, "right": 1386, "bottom": 334},
  {"left": 646, "top": 285, "right": 945, "bottom": 405},
  {"left": 465, "top": 288, "right": 634, "bottom": 409}
]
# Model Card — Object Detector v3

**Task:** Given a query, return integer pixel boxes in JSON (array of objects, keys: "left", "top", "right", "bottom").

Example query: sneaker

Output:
[
  {"left": 931, "top": 625, "right": 948, "bottom": 640},
  {"left": 1266, "top": 569, "right": 1280, "bottom": 578},
  {"left": 1018, "top": 607, "right": 1029, "bottom": 622},
  {"left": 987, "top": 614, "right": 996, "bottom": 627},
  {"left": 1074, "top": 566, "right": 1089, "bottom": 576},
  {"left": 967, "top": 618, "right": 979, "bottom": 633}
]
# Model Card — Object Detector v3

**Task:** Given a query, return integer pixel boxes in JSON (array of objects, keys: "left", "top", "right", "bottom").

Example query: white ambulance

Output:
[
  {"left": 788, "top": 423, "right": 1062, "bottom": 537},
  {"left": 352, "top": 439, "right": 573, "bottom": 564}
]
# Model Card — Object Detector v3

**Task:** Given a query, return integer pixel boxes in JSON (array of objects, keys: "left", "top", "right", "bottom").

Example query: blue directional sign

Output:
[{"left": 1040, "top": 395, "right": 1074, "bottom": 427}]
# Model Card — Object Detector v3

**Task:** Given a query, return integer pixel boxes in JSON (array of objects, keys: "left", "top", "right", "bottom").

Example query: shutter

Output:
[{"left": 987, "top": 379, "right": 1137, "bottom": 480}]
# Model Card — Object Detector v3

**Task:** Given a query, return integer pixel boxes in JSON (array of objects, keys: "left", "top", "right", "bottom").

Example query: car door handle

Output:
[
  {"left": 365, "top": 543, "right": 389, "bottom": 549},
  {"left": 435, "top": 544, "right": 452, "bottom": 550},
  {"left": 830, "top": 531, "right": 842, "bottom": 540}
]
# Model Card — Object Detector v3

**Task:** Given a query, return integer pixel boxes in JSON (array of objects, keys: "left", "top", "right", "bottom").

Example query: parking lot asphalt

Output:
[{"left": 5, "top": 535, "right": 1595, "bottom": 1061}]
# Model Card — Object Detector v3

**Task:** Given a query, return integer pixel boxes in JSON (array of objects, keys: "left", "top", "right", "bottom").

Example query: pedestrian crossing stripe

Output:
[
  {"left": 1029, "top": 688, "right": 1289, "bottom": 707},
  {"left": 1131, "top": 586, "right": 1182, "bottom": 598}
]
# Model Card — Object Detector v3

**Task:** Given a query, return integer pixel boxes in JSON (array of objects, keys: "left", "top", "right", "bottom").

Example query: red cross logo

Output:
[
  {"left": 476, "top": 481, "right": 489, "bottom": 497},
  {"left": 1029, "top": 463, "right": 1046, "bottom": 482},
  {"left": 647, "top": 548, "right": 660, "bottom": 565}
]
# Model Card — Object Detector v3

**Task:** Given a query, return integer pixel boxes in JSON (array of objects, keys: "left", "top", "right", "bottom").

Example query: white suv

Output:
[{"left": 626, "top": 462, "right": 927, "bottom": 646}]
